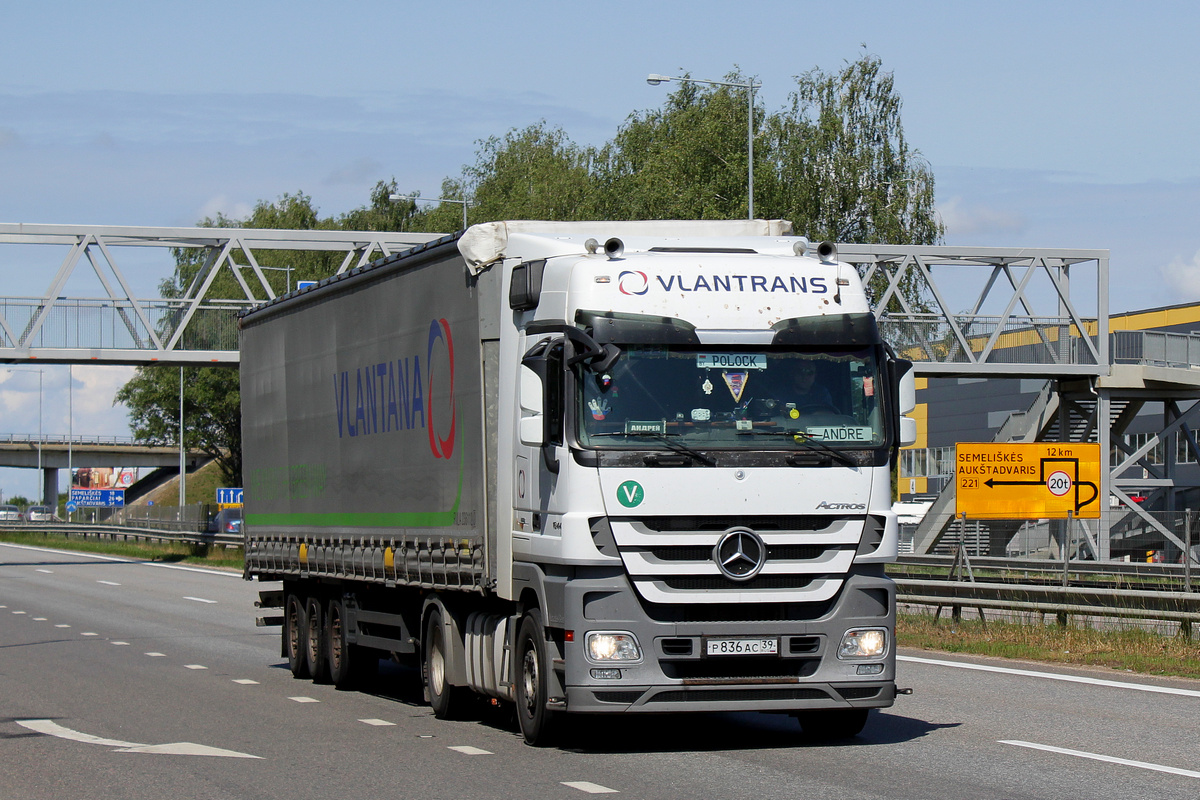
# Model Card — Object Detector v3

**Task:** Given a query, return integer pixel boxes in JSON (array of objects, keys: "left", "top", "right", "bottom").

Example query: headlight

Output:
[
  {"left": 837, "top": 628, "right": 888, "bottom": 659},
  {"left": 585, "top": 631, "right": 642, "bottom": 662}
]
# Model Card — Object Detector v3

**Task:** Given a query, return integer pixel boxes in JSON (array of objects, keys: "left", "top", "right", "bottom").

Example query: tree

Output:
[
  {"left": 115, "top": 365, "right": 242, "bottom": 487},
  {"left": 761, "top": 54, "right": 941, "bottom": 246}
]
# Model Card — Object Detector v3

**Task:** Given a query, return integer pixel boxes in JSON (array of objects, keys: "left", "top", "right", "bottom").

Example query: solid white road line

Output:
[
  {"left": 17, "top": 719, "right": 260, "bottom": 758},
  {"left": 899, "top": 655, "right": 1200, "bottom": 698},
  {"left": 0, "top": 541, "right": 240, "bottom": 577},
  {"left": 1000, "top": 740, "right": 1200, "bottom": 779},
  {"left": 561, "top": 781, "right": 619, "bottom": 794}
]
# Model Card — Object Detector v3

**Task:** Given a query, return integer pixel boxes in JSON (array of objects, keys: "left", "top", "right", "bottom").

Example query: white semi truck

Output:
[{"left": 241, "top": 220, "right": 916, "bottom": 745}]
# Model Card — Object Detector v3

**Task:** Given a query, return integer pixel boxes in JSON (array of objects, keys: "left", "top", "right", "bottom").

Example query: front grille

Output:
[
  {"left": 650, "top": 544, "right": 829, "bottom": 561},
  {"left": 661, "top": 575, "right": 816, "bottom": 591},
  {"left": 634, "top": 515, "right": 833, "bottom": 532},
  {"left": 647, "top": 687, "right": 831, "bottom": 704}
]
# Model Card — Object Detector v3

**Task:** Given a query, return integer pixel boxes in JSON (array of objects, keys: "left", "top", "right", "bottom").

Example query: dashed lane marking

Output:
[
  {"left": 111, "top": 642, "right": 129, "bottom": 646},
  {"left": 359, "top": 719, "right": 395, "bottom": 726},
  {"left": 97, "top": 581, "right": 121, "bottom": 586},
  {"left": 55, "top": 624, "right": 70, "bottom": 628},
  {"left": 1000, "top": 740, "right": 1200, "bottom": 779},
  {"left": 12, "top": 610, "right": 26, "bottom": 615},
  {"left": 561, "top": 781, "right": 619, "bottom": 794},
  {"left": 183, "top": 596, "right": 217, "bottom": 604},
  {"left": 289, "top": 697, "right": 319, "bottom": 703},
  {"left": 232, "top": 679, "right": 260, "bottom": 685},
  {"left": 81, "top": 632, "right": 98, "bottom": 637},
  {"left": 35, "top": 569, "right": 53, "bottom": 574},
  {"left": 32, "top": 617, "right": 46, "bottom": 621},
  {"left": 448, "top": 745, "right": 492, "bottom": 755},
  {"left": 145, "top": 652, "right": 166, "bottom": 657},
  {"left": 184, "top": 665, "right": 208, "bottom": 670}
]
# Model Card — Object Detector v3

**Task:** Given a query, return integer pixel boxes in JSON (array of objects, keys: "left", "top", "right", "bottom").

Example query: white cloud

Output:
[
  {"left": 937, "top": 195, "right": 1025, "bottom": 237},
  {"left": 197, "top": 195, "right": 254, "bottom": 223},
  {"left": 1161, "top": 249, "right": 1200, "bottom": 301}
]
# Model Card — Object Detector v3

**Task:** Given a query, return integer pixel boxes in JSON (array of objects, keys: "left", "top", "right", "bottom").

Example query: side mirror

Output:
[
  {"left": 898, "top": 363, "right": 915, "bottom": 415},
  {"left": 899, "top": 416, "right": 918, "bottom": 447},
  {"left": 518, "top": 365, "right": 544, "bottom": 447}
]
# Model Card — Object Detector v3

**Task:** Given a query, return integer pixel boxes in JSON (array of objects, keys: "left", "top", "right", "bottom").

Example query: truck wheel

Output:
[
  {"left": 424, "top": 608, "right": 464, "bottom": 718},
  {"left": 284, "top": 594, "right": 310, "bottom": 679},
  {"left": 514, "top": 608, "right": 559, "bottom": 746},
  {"left": 795, "top": 708, "right": 870, "bottom": 739},
  {"left": 326, "top": 598, "right": 368, "bottom": 689},
  {"left": 305, "top": 597, "right": 329, "bottom": 683}
]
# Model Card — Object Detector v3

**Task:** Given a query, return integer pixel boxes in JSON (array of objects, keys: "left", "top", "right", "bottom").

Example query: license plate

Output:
[{"left": 705, "top": 638, "right": 778, "bottom": 656}]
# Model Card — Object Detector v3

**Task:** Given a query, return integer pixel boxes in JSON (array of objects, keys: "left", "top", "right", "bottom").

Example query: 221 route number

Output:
[{"left": 705, "top": 638, "right": 779, "bottom": 656}]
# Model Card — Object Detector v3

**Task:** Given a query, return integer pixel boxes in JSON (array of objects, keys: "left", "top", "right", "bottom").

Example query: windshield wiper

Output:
[
  {"left": 789, "top": 432, "right": 858, "bottom": 468},
  {"left": 587, "top": 430, "right": 715, "bottom": 466}
]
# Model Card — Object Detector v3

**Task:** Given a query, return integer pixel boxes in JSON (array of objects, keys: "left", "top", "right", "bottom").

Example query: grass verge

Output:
[
  {"left": 898, "top": 611, "right": 1200, "bottom": 680},
  {"left": 0, "top": 530, "right": 243, "bottom": 571}
]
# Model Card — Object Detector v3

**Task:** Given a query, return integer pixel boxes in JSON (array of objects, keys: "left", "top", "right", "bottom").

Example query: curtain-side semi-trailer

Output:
[{"left": 241, "top": 219, "right": 916, "bottom": 745}]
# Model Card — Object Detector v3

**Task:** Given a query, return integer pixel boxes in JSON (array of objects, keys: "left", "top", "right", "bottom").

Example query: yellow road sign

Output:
[{"left": 955, "top": 442, "right": 1101, "bottom": 519}]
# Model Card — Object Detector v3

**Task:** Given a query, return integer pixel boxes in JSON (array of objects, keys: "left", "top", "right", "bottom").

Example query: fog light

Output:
[
  {"left": 590, "top": 668, "right": 622, "bottom": 679},
  {"left": 585, "top": 631, "right": 642, "bottom": 662},
  {"left": 856, "top": 663, "right": 884, "bottom": 675},
  {"left": 838, "top": 628, "right": 888, "bottom": 659}
]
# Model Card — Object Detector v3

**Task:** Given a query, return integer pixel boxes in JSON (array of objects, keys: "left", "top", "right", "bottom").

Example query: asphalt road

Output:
[{"left": 2, "top": 540, "right": 1199, "bottom": 800}]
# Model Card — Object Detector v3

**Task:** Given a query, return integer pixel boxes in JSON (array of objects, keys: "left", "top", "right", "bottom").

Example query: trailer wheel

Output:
[
  {"left": 795, "top": 708, "right": 870, "bottom": 739},
  {"left": 284, "top": 594, "right": 310, "bottom": 679},
  {"left": 326, "top": 598, "right": 370, "bottom": 688},
  {"left": 423, "top": 608, "right": 464, "bottom": 718},
  {"left": 514, "top": 608, "right": 559, "bottom": 746},
  {"left": 305, "top": 597, "right": 329, "bottom": 683}
]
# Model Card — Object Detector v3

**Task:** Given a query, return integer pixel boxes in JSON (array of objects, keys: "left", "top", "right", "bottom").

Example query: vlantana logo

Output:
[
  {"left": 332, "top": 317, "right": 456, "bottom": 461},
  {"left": 617, "top": 270, "right": 649, "bottom": 295}
]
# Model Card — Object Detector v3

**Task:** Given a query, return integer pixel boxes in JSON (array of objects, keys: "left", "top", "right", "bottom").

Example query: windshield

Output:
[{"left": 578, "top": 345, "right": 886, "bottom": 449}]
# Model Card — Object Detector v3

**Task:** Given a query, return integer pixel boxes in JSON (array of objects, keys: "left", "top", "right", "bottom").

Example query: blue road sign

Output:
[
  {"left": 217, "top": 487, "right": 244, "bottom": 505},
  {"left": 69, "top": 488, "right": 125, "bottom": 507}
]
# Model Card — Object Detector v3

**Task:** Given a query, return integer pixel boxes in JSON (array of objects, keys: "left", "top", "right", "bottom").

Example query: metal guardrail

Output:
[
  {"left": 0, "top": 522, "right": 241, "bottom": 548},
  {"left": 892, "top": 555, "right": 1199, "bottom": 628},
  {"left": 895, "top": 578, "right": 1200, "bottom": 624}
]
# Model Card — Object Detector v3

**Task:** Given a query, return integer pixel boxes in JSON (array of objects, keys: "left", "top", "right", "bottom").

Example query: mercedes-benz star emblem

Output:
[{"left": 713, "top": 528, "right": 766, "bottom": 581}]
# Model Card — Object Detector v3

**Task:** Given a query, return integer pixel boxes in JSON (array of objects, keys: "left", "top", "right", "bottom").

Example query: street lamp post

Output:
[
  {"left": 6, "top": 368, "right": 44, "bottom": 504},
  {"left": 388, "top": 194, "right": 471, "bottom": 231},
  {"left": 647, "top": 73, "right": 762, "bottom": 220}
]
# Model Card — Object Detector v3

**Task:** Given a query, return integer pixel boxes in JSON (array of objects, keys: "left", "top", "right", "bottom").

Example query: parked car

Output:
[
  {"left": 0, "top": 504, "right": 21, "bottom": 521},
  {"left": 25, "top": 505, "right": 59, "bottom": 523}
]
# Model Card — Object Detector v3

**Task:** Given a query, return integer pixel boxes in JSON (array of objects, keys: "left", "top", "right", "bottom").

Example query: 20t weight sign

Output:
[{"left": 1046, "top": 471, "right": 1072, "bottom": 497}]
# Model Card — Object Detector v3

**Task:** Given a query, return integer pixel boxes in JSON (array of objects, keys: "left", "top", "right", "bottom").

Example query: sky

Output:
[{"left": 2, "top": 0, "right": 1200, "bottom": 499}]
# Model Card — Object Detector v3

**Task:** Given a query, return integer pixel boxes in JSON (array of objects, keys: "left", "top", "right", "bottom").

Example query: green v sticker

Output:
[{"left": 616, "top": 480, "right": 644, "bottom": 508}]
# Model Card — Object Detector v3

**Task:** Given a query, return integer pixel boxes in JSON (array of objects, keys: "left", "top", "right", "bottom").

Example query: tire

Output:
[
  {"left": 284, "top": 594, "right": 310, "bottom": 679},
  {"left": 514, "top": 608, "right": 560, "bottom": 746},
  {"left": 305, "top": 596, "right": 329, "bottom": 683},
  {"left": 326, "top": 598, "right": 374, "bottom": 689},
  {"left": 424, "top": 608, "right": 465, "bottom": 719},
  {"left": 795, "top": 708, "right": 870, "bottom": 739}
]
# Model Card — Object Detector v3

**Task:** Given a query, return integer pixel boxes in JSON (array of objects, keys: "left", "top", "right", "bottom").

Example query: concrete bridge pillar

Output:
[{"left": 41, "top": 468, "right": 58, "bottom": 507}]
